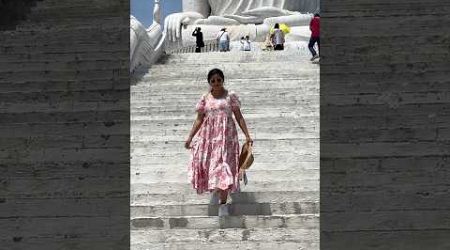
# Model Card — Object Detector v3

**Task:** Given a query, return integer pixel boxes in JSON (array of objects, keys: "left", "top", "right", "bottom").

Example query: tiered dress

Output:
[{"left": 189, "top": 92, "right": 241, "bottom": 194}]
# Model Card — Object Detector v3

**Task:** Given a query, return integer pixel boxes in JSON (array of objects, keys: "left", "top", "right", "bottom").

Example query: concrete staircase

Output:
[{"left": 131, "top": 50, "right": 319, "bottom": 249}]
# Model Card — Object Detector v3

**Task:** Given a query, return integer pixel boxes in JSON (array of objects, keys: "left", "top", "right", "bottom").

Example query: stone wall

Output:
[
  {"left": 0, "top": 0, "right": 130, "bottom": 249},
  {"left": 0, "top": 0, "right": 42, "bottom": 30},
  {"left": 321, "top": 0, "right": 450, "bottom": 249}
]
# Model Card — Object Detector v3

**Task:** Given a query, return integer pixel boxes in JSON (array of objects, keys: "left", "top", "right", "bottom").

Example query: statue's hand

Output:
[{"left": 164, "top": 12, "right": 204, "bottom": 42}]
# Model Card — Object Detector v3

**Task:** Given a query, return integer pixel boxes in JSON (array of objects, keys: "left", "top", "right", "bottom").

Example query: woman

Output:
[
  {"left": 270, "top": 23, "right": 285, "bottom": 51},
  {"left": 185, "top": 68, "right": 253, "bottom": 206}
]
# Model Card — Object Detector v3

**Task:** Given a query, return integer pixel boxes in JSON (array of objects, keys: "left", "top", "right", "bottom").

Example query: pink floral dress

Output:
[{"left": 189, "top": 91, "right": 241, "bottom": 194}]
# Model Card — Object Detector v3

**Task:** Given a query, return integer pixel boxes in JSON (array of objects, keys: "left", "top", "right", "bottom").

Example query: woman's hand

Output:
[
  {"left": 246, "top": 136, "right": 253, "bottom": 146},
  {"left": 184, "top": 137, "right": 193, "bottom": 149}
]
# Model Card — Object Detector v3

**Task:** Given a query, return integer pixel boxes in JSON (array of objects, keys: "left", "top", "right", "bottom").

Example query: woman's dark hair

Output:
[
  {"left": 207, "top": 68, "right": 225, "bottom": 83},
  {"left": 274, "top": 23, "right": 280, "bottom": 29},
  {"left": 314, "top": 13, "right": 320, "bottom": 17}
]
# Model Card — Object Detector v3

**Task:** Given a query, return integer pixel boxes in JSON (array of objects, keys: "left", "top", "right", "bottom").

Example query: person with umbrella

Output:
[{"left": 270, "top": 23, "right": 286, "bottom": 50}]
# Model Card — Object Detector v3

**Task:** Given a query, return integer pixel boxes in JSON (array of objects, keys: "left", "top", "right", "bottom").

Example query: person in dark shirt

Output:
[
  {"left": 192, "top": 27, "right": 205, "bottom": 53},
  {"left": 308, "top": 14, "right": 320, "bottom": 61}
]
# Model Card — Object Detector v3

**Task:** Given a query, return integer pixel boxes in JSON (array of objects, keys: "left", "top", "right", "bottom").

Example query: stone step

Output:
[
  {"left": 131, "top": 158, "right": 319, "bottom": 172},
  {"left": 131, "top": 89, "right": 319, "bottom": 100},
  {"left": 131, "top": 200, "right": 319, "bottom": 217},
  {"left": 131, "top": 97, "right": 319, "bottom": 108},
  {"left": 131, "top": 131, "right": 318, "bottom": 142},
  {"left": 131, "top": 153, "right": 318, "bottom": 167},
  {"left": 132, "top": 169, "right": 318, "bottom": 184},
  {"left": 130, "top": 120, "right": 318, "bottom": 132},
  {"left": 130, "top": 115, "right": 318, "bottom": 126},
  {"left": 145, "top": 68, "right": 318, "bottom": 81},
  {"left": 130, "top": 79, "right": 319, "bottom": 93},
  {"left": 131, "top": 191, "right": 319, "bottom": 206},
  {"left": 131, "top": 109, "right": 319, "bottom": 120},
  {"left": 131, "top": 102, "right": 319, "bottom": 113},
  {"left": 131, "top": 138, "right": 318, "bottom": 154},
  {"left": 131, "top": 160, "right": 319, "bottom": 173},
  {"left": 131, "top": 214, "right": 319, "bottom": 230},
  {"left": 130, "top": 108, "right": 319, "bottom": 121},
  {"left": 131, "top": 228, "right": 318, "bottom": 249},
  {"left": 133, "top": 241, "right": 317, "bottom": 250},
  {"left": 157, "top": 51, "right": 319, "bottom": 64},
  {"left": 130, "top": 149, "right": 319, "bottom": 166},
  {"left": 130, "top": 180, "right": 319, "bottom": 195},
  {"left": 149, "top": 61, "right": 318, "bottom": 72}
]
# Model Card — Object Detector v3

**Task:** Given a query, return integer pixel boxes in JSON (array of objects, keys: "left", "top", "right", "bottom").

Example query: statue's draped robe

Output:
[{"left": 208, "top": 0, "right": 319, "bottom": 18}]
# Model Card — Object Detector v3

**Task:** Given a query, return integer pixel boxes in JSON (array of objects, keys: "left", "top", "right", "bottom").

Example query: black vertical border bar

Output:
[
  {"left": 321, "top": 1, "right": 450, "bottom": 249},
  {"left": 0, "top": 0, "right": 130, "bottom": 249}
]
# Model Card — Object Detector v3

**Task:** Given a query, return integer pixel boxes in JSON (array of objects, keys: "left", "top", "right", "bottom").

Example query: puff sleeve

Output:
[{"left": 195, "top": 94, "right": 206, "bottom": 113}]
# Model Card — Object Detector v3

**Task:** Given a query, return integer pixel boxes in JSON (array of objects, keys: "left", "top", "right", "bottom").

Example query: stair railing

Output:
[{"left": 166, "top": 39, "right": 219, "bottom": 54}]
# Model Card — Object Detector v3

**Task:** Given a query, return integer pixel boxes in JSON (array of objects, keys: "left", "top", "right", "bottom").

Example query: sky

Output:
[{"left": 131, "top": 0, "right": 182, "bottom": 28}]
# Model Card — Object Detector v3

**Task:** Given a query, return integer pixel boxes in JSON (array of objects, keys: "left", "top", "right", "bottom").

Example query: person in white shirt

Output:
[
  {"left": 270, "top": 23, "right": 285, "bottom": 50},
  {"left": 217, "top": 28, "right": 230, "bottom": 52},
  {"left": 240, "top": 37, "right": 245, "bottom": 51},
  {"left": 240, "top": 35, "right": 252, "bottom": 51}
]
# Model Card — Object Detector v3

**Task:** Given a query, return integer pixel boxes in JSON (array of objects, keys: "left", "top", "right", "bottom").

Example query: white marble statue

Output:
[
  {"left": 164, "top": 0, "right": 319, "bottom": 44},
  {"left": 130, "top": 0, "right": 164, "bottom": 72}
]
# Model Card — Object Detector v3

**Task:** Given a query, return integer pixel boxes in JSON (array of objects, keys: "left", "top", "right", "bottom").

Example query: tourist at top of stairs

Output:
[
  {"left": 216, "top": 28, "right": 230, "bottom": 52},
  {"left": 192, "top": 27, "right": 205, "bottom": 53},
  {"left": 240, "top": 35, "right": 252, "bottom": 51},
  {"left": 270, "top": 23, "right": 285, "bottom": 51},
  {"left": 309, "top": 13, "right": 320, "bottom": 61}
]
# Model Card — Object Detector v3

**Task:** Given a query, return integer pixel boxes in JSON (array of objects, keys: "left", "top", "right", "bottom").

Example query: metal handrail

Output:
[{"left": 166, "top": 39, "right": 219, "bottom": 54}]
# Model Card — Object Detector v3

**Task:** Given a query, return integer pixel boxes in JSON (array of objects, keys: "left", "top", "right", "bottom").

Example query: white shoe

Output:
[
  {"left": 218, "top": 204, "right": 229, "bottom": 216},
  {"left": 310, "top": 54, "right": 319, "bottom": 61}
]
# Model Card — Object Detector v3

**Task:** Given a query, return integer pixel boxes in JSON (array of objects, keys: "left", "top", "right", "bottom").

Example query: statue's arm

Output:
[{"left": 263, "top": 14, "right": 313, "bottom": 27}]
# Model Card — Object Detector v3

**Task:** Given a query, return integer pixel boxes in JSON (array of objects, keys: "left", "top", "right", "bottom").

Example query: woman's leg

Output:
[
  {"left": 219, "top": 189, "right": 228, "bottom": 204},
  {"left": 308, "top": 37, "right": 317, "bottom": 56}
]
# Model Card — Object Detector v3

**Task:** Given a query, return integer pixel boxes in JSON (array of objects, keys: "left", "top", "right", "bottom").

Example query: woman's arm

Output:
[
  {"left": 233, "top": 108, "right": 252, "bottom": 144},
  {"left": 185, "top": 112, "right": 205, "bottom": 149}
]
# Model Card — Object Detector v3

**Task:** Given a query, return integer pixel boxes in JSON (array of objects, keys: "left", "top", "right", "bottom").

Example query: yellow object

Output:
[
  {"left": 269, "top": 23, "right": 291, "bottom": 34},
  {"left": 280, "top": 23, "right": 290, "bottom": 34}
]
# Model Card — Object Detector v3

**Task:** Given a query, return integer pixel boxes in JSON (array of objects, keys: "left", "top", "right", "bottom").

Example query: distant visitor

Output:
[
  {"left": 309, "top": 13, "right": 320, "bottom": 61},
  {"left": 192, "top": 27, "right": 205, "bottom": 53},
  {"left": 217, "top": 28, "right": 230, "bottom": 52}
]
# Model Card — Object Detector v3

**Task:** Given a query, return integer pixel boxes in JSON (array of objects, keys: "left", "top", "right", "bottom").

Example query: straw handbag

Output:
[{"left": 239, "top": 142, "right": 254, "bottom": 170}]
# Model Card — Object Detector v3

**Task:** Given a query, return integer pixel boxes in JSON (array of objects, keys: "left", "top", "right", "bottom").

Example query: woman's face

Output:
[{"left": 209, "top": 74, "right": 224, "bottom": 90}]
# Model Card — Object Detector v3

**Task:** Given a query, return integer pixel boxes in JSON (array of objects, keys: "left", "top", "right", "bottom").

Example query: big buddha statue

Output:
[{"left": 164, "top": 0, "right": 319, "bottom": 45}]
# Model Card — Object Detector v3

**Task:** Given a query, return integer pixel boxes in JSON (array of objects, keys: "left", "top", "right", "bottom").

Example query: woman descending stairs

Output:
[{"left": 131, "top": 49, "right": 319, "bottom": 250}]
